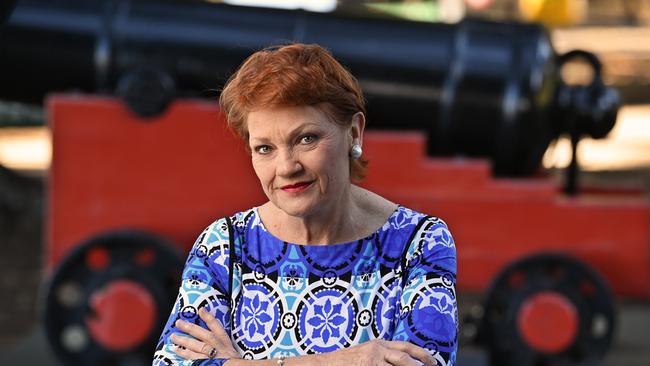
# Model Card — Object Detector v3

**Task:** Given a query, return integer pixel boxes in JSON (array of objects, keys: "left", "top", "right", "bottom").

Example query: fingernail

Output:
[{"left": 175, "top": 319, "right": 185, "bottom": 328}]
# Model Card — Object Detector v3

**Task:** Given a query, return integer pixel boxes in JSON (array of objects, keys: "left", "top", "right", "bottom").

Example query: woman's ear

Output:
[{"left": 349, "top": 112, "right": 366, "bottom": 145}]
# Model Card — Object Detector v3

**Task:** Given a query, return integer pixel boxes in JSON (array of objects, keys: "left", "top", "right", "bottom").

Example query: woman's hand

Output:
[
  {"left": 170, "top": 308, "right": 240, "bottom": 360},
  {"left": 170, "top": 308, "right": 435, "bottom": 366},
  {"left": 320, "top": 339, "right": 438, "bottom": 366}
]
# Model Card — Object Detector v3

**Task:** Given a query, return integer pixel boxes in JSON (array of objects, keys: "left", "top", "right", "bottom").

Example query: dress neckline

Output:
[{"left": 251, "top": 205, "right": 403, "bottom": 247}]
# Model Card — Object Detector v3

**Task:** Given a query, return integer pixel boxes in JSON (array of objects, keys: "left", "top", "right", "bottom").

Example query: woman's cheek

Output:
[{"left": 251, "top": 160, "right": 272, "bottom": 193}]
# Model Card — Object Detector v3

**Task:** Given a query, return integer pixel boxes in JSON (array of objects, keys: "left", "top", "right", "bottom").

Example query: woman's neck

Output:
[
  {"left": 259, "top": 185, "right": 397, "bottom": 245},
  {"left": 259, "top": 185, "right": 362, "bottom": 245}
]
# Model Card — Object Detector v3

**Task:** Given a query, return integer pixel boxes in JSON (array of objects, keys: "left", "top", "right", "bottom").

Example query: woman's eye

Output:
[
  {"left": 300, "top": 135, "right": 317, "bottom": 144},
  {"left": 255, "top": 145, "right": 271, "bottom": 154}
]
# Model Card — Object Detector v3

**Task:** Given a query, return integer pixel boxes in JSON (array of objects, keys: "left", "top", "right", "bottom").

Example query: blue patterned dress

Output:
[{"left": 153, "top": 206, "right": 457, "bottom": 366}]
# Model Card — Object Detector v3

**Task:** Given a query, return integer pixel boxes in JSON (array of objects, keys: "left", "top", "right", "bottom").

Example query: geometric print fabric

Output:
[{"left": 154, "top": 206, "right": 457, "bottom": 366}]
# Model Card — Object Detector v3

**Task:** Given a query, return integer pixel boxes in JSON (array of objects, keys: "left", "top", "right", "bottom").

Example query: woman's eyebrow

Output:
[
  {"left": 286, "top": 122, "right": 321, "bottom": 139},
  {"left": 249, "top": 136, "right": 271, "bottom": 144},
  {"left": 250, "top": 122, "right": 322, "bottom": 144}
]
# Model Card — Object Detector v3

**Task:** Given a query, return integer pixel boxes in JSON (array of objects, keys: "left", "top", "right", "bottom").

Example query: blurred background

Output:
[{"left": 1, "top": 0, "right": 649, "bottom": 365}]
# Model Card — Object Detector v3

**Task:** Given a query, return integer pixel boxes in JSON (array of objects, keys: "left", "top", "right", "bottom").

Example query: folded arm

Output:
[
  {"left": 392, "top": 217, "right": 458, "bottom": 366},
  {"left": 153, "top": 219, "right": 234, "bottom": 366},
  {"left": 174, "top": 311, "right": 437, "bottom": 366}
]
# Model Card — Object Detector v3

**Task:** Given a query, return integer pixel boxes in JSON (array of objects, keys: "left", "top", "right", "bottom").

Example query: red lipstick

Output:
[{"left": 281, "top": 181, "right": 313, "bottom": 193}]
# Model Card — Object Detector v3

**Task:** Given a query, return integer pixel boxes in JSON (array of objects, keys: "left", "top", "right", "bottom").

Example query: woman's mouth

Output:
[{"left": 281, "top": 181, "right": 314, "bottom": 193}]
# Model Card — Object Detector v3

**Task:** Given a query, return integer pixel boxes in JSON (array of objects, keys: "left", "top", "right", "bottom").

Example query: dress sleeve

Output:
[
  {"left": 392, "top": 217, "right": 458, "bottom": 366},
  {"left": 152, "top": 217, "right": 234, "bottom": 366}
]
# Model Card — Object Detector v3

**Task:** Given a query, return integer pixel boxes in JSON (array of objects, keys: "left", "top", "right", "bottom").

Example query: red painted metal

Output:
[
  {"left": 85, "top": 279, "right": 157, "bottom": 351},
  {"left": 85, "top": 246, "right": 110, "bottom": 271},
  {"left": 46, "top": 95, "right": 650, "bottom": 300},
  {"left": 516, "top": 291, "right": 579, "bottom": 353},
  {"left": 46, "top": 95, "right": 264, "bottom": 270}
]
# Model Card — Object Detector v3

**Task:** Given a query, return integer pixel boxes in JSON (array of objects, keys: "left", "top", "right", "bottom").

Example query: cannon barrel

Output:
[{"left": 0, "top": 0, "right": 620, "bottom": 176}]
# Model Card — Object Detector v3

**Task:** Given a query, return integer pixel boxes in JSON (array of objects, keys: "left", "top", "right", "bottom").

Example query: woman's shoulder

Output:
[
  {"left": 194, "top": 207, "right": 259, "bottom": 244},
  {"left": 207, "top": 207, "right": 259, "bottom": 229},
  {"left": 398, "top": 206, "right": 456, "bottom": 275},
  {"left": 394, "top": 205, "right": 453, "bottom": 246},
  {"left": 386, "top": 205, "right": 449, "bottom": 232}
]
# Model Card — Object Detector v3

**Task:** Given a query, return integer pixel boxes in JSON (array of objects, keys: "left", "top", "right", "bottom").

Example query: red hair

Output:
[{"left": 219, "top": 43, "right": 368, "bottom": 181}]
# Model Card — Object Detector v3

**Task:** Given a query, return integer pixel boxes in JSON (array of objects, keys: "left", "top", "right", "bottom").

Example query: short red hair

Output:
[{"left": 219, "top": 43, "right": 368, "bottom": 181}]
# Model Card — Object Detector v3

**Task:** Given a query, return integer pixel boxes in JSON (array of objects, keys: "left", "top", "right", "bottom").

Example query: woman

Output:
[{"left": 153, "top": 43, "right": 457, "bottom": 366}]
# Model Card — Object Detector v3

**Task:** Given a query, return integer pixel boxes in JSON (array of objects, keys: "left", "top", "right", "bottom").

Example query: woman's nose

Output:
[{"left": 276, "top": 150, "right": 302, "bottom": 177}]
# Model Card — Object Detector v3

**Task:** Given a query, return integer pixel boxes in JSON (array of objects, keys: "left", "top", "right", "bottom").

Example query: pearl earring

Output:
[{"left": 350, "top": 143, "right": 363, "bottom": 160}]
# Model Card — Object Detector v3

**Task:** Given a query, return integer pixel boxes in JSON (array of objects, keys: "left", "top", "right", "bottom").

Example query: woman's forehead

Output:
[{"left": 247, "top": 105, "right": 339, "bottom": 138}]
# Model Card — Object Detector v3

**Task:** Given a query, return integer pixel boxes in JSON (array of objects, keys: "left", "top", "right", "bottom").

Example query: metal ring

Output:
[
  {"left": 277, "top": 354, "right": 287, "bottom": 366},
  {"left": 209, "top": 347, "right": 217, "bottom": 358}
]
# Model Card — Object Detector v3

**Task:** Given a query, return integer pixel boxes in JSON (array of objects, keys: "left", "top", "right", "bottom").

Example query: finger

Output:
[
  {"left": 170, "top": 333, "right": 210, "bottom": 355},
  {"left": 174, "top": 344, "right": 207, "bottom": 360},
  {"left": 384, "top": 341, "right": 436, "bottom": 366},
  {"left": 198, "top": 308, "right": 241, "bottom": 358},
  {"left": 199, "top": 308, "right": 230, "bottom": 341},
  {"left": 383, "top": 349, "right": 420, "bottom": 366},
  {"left": 176, "top": 319, "right": 216, "bottom": 345}
]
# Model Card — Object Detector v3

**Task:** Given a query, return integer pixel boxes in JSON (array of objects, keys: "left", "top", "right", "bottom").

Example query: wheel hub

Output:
[
  {"left": 517, "top": 291, "right": 578, "bottom": 353},
  {"left": 86, "top": 280, "right": 157, "bottom": 351}
]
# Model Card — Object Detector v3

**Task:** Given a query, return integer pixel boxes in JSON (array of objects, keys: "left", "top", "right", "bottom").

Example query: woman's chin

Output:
[{"left": 272, "top": 198, "right": 319, "bottom": 218}]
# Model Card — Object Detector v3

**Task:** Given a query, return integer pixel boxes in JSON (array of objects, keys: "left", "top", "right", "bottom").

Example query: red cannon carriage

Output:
[{"left": 44, "top": 95, "right": 648, "bottom": 366}]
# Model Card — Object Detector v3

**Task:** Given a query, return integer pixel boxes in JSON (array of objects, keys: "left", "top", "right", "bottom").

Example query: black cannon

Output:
[{"left": 0, "top": 0, "right": 619, "bottom": 181}]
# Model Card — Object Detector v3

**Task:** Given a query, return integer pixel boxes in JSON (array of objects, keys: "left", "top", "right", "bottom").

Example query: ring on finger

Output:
[{"left": 209, "top": 347, "right": 217, "bottom": 358}]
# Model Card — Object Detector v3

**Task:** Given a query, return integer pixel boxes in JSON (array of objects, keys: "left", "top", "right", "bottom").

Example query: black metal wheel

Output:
[
  {"left": 480, "top": 253, "right": 615, "bottom": 366},
  {"left": 44, "top": 230, "right": 183, "bottom": 366}
]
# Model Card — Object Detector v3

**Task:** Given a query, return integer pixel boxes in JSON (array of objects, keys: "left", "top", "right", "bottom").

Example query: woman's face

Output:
[{"left": 247, "top": 105, "right": 359, "bottom": 218}]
